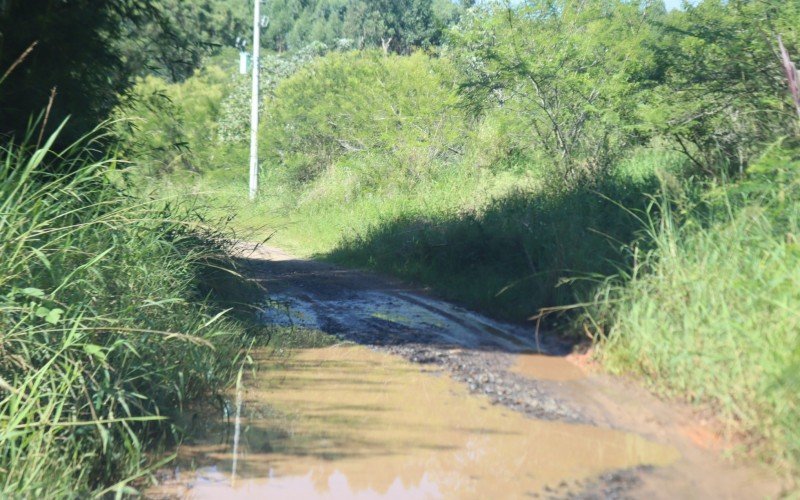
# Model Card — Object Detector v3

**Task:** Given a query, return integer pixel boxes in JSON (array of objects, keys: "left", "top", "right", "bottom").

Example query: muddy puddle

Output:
[
  {"left": 259, "top": 290, "right": 551, "bottom": 352},
  {"left": 150, "top": 345, "right": 679, "bottom": 499},
  {"left": 511, "top": 354, "right": 586, "bottom": 382}
]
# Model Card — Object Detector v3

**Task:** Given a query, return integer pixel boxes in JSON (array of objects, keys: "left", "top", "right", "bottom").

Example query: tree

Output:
[
  {"left": 0, "top": 0, "right": 250, "bottom": 143},
  {"left": 117, "top": 0, "right": 250, "bottom": 82},
  {"left": 448, "top": 0, "right": 663, "bottom": 181},
  {"left": 262, "top": 0, "right": 452, "bottom": 53},
  {"left": 0, "top": 0, "right": 153, "bottom": 142},
  {"left": 640, "top": 0, "right": 800, "bottom": 175}
]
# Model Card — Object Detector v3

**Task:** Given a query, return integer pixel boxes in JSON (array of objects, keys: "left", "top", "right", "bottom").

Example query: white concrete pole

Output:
[{"left": 248, "top": 0, "right": 261, "bottom": 200}]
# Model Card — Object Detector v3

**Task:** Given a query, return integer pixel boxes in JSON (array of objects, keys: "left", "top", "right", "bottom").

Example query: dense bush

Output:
[
  {"left": 261, "top": 51, "right": 466, "bottom": 183},
  {"left": 115, "top": 45, "right": 327, "bottom": 176},
  {"left": 217, "top": 43, "right": 328, "bottom": 145},
  {"left": 115, "top": 63, "right": 233, "bottom": 175}
]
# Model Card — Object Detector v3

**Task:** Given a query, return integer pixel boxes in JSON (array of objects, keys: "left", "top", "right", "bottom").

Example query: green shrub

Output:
[
  {"left": 115, "top": 64, "right": 233, "bottom": 175},
  {"left": 217, "top": 43, "right": 328, "bottom": 145},
  {"left": 261, "top": 51, "right": 465, "bottom": 184},
  {"left": 116, "top": 45, "right": 326, "bottom": 178}
]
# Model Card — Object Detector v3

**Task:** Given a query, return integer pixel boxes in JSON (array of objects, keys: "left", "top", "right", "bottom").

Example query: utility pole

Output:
[{"left": 248, "top": 0, "right": 262, "bottom": 201}]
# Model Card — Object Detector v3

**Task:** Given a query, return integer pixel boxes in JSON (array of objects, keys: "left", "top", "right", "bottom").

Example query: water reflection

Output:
[{"left": 150, "top": 346, "right": 679, "bottom": 499}]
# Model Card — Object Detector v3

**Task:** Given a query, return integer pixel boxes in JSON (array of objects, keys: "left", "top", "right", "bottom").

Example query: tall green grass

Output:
[
  {"left": 322, "top": 173, "right": 658, "bottom": 323},
  {"left": 0, "top": 124, "right": 250, "bottom": 495},
  {"left": 585, "top": 150, "right": 800, "bottom": 470}
]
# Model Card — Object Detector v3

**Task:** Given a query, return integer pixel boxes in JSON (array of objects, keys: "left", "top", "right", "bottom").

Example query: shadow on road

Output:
[{"left": 233, "top": 244, "right": 574, "bottom": 355}]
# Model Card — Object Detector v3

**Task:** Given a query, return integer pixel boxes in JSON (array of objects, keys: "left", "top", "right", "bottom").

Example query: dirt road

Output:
[{"left": 150, "top": 244, "right": 788, "bottom": 499}]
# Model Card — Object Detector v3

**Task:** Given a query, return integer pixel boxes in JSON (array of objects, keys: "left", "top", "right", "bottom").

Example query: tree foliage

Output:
[
  {"left": 263, "top": 0, "right": 461, "bottom": 53},
  {"left": 0, "top": 0, "right": 250, "bottom": 142},
  {"left": 448, "top": 0, "right": 800, "bottom": 179},
  {"left": 117, "top": 0, "right": 250, "bottom": 82},
  {"left": 640, "top": 0, "right": 800, "bottom": 175},
  {"left": 0, "top": 0, "right": 151, "bottom": 141},
  {"left": 450, "top": 0, "right": 663, "bottom": 179},
  {"left": 261, "top": 51, "right": 464, "bottom": 183}
]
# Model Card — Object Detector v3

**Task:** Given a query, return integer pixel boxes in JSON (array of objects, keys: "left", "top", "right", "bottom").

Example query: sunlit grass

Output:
[{"left": 586, "top": 161, "right": 800, "bottom": 472}]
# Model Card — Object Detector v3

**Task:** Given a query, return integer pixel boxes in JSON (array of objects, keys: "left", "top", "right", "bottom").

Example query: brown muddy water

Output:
[
  {"left": 149, "top": 345, "right": 679, "bottom": 499},
  {"left": 511, "top": 354, "right": 586, "bottom": 382}
]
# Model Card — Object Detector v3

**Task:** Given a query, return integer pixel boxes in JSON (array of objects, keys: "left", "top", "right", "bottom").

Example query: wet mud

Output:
[
  {"left": 512, "top": 354, "right": 586, "bottom": 382},
  {"left": 147, "top": 244, "right": 789, "bottom": 499}
]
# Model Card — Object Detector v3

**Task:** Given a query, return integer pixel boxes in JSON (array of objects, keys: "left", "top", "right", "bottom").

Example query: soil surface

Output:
[{"left": 151, "top": 243, "right": 790, "bottom": 499}]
